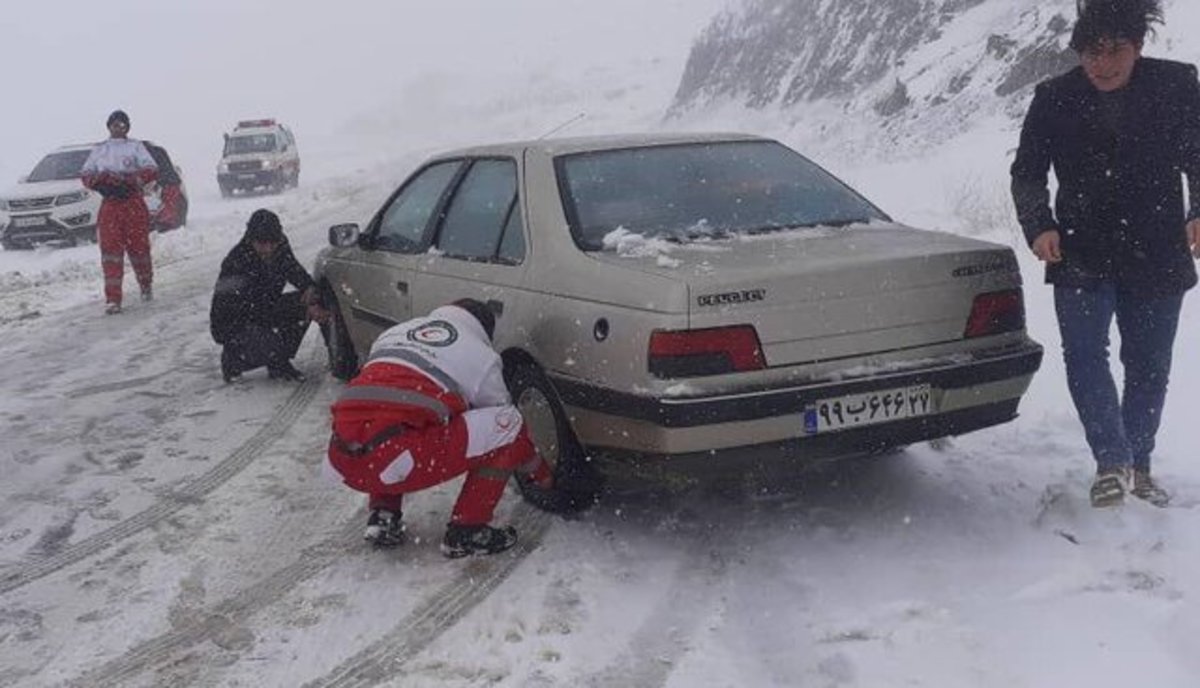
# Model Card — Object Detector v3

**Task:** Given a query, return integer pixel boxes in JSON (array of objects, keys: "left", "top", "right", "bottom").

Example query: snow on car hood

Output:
[{"left": 1, "top": 178, "right": 84, "bottom": 200}]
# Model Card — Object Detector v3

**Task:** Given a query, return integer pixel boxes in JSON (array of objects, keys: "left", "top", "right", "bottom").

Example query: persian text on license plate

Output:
[{"left": 804, "top": 384, "right": 932, "bottom": 435}]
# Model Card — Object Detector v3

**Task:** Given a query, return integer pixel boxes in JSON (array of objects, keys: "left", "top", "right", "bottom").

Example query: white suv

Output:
[
  {"left": 0, "top": 145, "right": 99, "bottom": 249},
  {"left": 0, "top": 143, "right": 188, "bottom": 250},
  {"left": 216, "top": 119, "right": 300, "bottom": 197}
]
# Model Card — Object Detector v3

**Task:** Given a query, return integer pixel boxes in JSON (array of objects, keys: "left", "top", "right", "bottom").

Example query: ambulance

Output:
[{"left": 216, "top": 119, "right": 300, "bottom": 197}]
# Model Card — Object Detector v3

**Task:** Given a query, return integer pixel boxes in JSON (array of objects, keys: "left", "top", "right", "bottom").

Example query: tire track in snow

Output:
[
  {"left": 66, "top": 370, "right": 176, "bottom": 399},
  {"left": 577, "top": 501, "right": 736, "bottom": 688},
  {"left": 0, "top": 372, "right": 323, "bottom": 596},
  {"left": 63, "top": 504, "right": 548, "bottom": 688},
  {"left": 64, "top": 519, "right": 363, "bottom": 688},
  {"left": 305, "top": 505, "right": 550, "bottom": 688}
]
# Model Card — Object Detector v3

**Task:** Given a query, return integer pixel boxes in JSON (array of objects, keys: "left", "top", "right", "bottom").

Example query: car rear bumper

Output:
[{"left": 554, "top": 340, "right": 1043, "bottom": 460}]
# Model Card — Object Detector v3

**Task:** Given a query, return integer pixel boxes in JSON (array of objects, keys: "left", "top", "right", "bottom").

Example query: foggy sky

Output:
[{"left": 0, "top": 0, "right": 725, "bottom": 191}]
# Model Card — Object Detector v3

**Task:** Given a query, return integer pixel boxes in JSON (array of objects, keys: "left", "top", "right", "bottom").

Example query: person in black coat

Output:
[
  {"left": 1011, "top": 0, "right": 1200, "bottom": 508},
  {"left": 210, "top": 208, "right": 329, "bottom": 382}
]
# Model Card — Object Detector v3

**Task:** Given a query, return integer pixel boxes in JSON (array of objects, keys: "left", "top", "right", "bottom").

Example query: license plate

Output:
[
  {"left": 238, "top": 174, "right": 257, "bottom": 180},
  {"left": 804, "top": 384, "right": 932, "bottom": 435},
  {"left": 12, "top": 216, "right": 47, "bottom": 228}
]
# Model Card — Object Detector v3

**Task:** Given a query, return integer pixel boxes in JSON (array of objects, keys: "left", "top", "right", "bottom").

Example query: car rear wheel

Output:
[
  {"left": 320, "top": 289, "right": 358, "bottom": 381},
  {"left": 508, "top": 363, "right": 602, "bottom": 514}
]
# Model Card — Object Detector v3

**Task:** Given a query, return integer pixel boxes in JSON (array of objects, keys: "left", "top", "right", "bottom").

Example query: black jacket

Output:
[
  {"left": 1011, "top": 57, "right": 1200, "bottom": 295},
  {"left": 210, "top": 234, "right": 314, "bottom": 344}
]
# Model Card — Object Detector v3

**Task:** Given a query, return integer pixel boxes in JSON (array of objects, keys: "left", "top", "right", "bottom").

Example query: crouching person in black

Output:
[{"left": 210, "top": 208, "right": 329, "bottom": 383}]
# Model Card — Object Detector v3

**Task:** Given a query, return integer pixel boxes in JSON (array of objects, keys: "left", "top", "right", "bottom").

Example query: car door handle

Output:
[
  {"left": 395, "top": 281, "right": 408, "bottom": 294},
  {"left": 486, "top": 299, "right": 504, "bottom": 316}
]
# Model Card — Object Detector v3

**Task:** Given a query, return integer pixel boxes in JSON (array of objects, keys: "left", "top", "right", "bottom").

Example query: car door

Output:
[
  {"left": 335, "top": 159, "right": 464, "bottom": 354},
  {"left": 409, "top": 157, "right": 530, "bottom": 341}
]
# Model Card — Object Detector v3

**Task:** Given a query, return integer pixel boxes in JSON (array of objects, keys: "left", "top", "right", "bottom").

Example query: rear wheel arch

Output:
[{"left": 500, "top": 349, "right": 602, "bottom": 514}]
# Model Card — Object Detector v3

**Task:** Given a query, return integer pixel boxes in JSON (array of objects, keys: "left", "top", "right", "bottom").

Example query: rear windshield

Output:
[
  {"left": 556, "top": 141, "right": 888, "bottom": 250},
  {"left": 27, "top": 149, "right": 92, "bottom": 182},
  {"left": 224, "top": 134, "right": 277, "bottom": 156}
]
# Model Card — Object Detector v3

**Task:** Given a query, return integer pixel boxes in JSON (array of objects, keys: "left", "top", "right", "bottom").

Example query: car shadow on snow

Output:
[{"left": 580, "top": 445, "right": 1014, "bottom": 542}]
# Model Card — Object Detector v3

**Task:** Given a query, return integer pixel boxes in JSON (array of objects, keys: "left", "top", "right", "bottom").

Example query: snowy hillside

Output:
[
  {"left": 2, "top": 0, "right": 1200, "bottom": 687},
  {"left": 672, "top": 0, "right": 1200, "bottom": 160}
]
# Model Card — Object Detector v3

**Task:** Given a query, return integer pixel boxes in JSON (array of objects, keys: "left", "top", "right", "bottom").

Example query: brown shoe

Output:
[
  {"left": 1090, "top": 468, "right": 1130, "bottom": 508},
  {"left": 1131, "top": 470, "right": 1170, "bottom": 508}
]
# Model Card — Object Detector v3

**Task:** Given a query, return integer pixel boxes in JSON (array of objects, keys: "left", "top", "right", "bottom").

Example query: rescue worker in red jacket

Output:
[
  {"left": 80, "top": 110, "right": 158, "bottom": 315},
  {"left": 326, "top": 299, "right": 553, "bottom": 557}
]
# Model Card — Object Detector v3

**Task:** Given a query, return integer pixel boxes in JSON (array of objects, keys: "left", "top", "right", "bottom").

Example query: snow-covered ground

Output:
[{"left": 3, "top": 1, "right": 1200, "bottom": 687}]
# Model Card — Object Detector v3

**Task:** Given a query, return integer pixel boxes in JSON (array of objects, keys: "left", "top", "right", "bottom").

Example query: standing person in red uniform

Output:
[
  {"left": 80, "top": 110, "right": 158, "bottom": 315},
  {"left": 325, "top": 299, "right": 553, "bottom": 557}
]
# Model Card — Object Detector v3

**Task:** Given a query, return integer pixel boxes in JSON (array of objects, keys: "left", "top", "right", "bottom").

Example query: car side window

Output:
[
  {"left": 436, "top": 159, "right": 517, "bottom": 261},
  {"left": 374, "top": 161, "right": 461, "bottom": 252},
  {"left": 497, "top": 201, "right": 526, "bottom": 264}
]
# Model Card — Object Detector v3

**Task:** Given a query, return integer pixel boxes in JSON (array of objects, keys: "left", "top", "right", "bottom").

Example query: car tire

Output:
[
  {"left": 507, "top": 363, "right": 603, "bottom": 515},
  {"left": 320, "top": 289, "right": 359, "bottom": 381}
]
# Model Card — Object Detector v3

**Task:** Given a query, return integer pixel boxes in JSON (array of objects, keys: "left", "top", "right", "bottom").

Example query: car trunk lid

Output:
[{"left": 589, "top": 223, "right": 1021, "bottom": 367}]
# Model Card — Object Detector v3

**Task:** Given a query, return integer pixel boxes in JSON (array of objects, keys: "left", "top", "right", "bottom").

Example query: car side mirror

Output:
[{"left": 329, "top": 223, "right": 360, "bottom": 247}]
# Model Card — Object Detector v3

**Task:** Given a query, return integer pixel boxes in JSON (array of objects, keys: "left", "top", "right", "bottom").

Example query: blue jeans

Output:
[{"left": 1054, "top": 284, "right": 1184, "bottom": 472}]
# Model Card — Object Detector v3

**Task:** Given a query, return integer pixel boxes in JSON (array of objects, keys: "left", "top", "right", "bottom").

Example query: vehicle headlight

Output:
[
  {"left": 54, "top": 190, "right": 89, "bottom": 206},
  {"left": 218, "top": 162, "right": 230, "bottom": 173},
  {"left": 261, "top": 159, "right": 275, "bottom": 170}
]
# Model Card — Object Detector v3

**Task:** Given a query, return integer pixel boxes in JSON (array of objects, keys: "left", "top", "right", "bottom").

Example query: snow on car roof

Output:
[
  {"left": 53, "top": 143, "right": 99, "bottom": 152},
  {"left": 433, "top": 131, "right": 768, "bottom": 160},
  {"left": 228, "top": 127, "right": 278, "bottom": 136}
]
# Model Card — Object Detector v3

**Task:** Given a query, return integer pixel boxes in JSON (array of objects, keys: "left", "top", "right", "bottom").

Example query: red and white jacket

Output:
[
  {"left": 80, "top": 138, "right": 158, "bottom": 200},
  {"left": 331, "top": 305, "right": 517, "bottom": 452}
]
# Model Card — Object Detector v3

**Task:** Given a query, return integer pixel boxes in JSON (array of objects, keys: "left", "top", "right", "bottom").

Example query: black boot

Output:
[
  {"left": 441, "top": 524, "right": 518, "bottom": 559},
  {"left": 220, "top": 348, "right": 242, "bottom": 383},
  {"left": 364, "top": 509, "right": 405, "bottom": 547},
  {"left": 268, "top": 361, "right": 306, "bottom": 382}
]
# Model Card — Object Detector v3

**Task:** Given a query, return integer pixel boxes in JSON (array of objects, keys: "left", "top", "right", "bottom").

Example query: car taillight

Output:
[
  {"left": 964, "top": 289, "right": 1025, "bottom": 338},
  {"left": 648, "top": 325, "right": 766, "bottom": 378}
]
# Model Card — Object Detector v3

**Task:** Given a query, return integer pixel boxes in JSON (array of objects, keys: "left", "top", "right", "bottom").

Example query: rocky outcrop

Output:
[{"left": 670, "top": 0, "right": 1078, "bottom": 127}]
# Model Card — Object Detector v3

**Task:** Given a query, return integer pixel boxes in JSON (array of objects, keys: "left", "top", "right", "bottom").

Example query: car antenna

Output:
[{"left": 537, "top": 112, "right": 587, "bottom": 140}]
